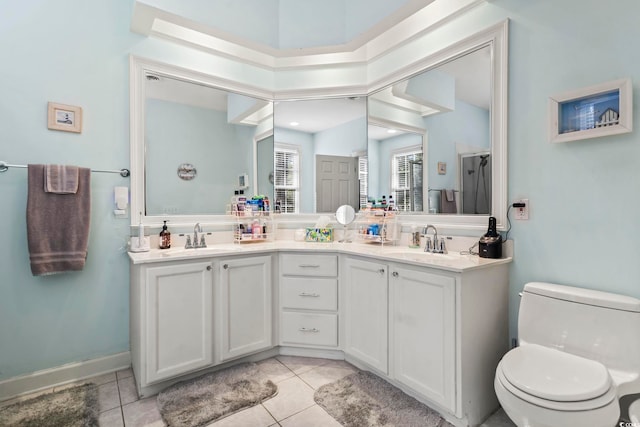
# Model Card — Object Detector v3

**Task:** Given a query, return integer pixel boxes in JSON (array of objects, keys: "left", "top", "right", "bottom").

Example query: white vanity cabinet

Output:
[
  {"left": 389, "top": 263, "right": 456, "bottom": 412},
  {"left": 342, "top": 255, "right": 509, "bottom": 425},
  {"left": 279, "top": 253, "right": 339, "bottom": 348},
  {"left": 342, "top": 257, "right": 388, "bottom": 374},
  {"left": 217, "top": 255, "right": 273, "bottom": 362},
  {"left": 130, "top": 260, "right": 214, "bottom": 389}
]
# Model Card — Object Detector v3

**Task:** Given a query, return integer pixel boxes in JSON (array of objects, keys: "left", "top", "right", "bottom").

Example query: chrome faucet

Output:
[
  {"left": 185, "top": 223, "right": 207, "bottom": 249},
  {"left": 422, "top": 224, "right": 447, "bottom": 254}
]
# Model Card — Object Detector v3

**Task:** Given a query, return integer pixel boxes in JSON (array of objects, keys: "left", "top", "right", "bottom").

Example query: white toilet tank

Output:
[{"left": 518, "top": 282, "right": 640, "bottom": 376}]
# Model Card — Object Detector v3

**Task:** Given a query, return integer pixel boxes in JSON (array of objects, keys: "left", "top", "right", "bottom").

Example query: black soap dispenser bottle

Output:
[{"left": 159, "top": 220, "right": 171, "bottom": 249}]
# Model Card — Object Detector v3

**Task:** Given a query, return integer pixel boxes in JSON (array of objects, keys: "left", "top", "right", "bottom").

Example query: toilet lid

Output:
[{"left": 501, "top": 344, "right": 612, "bottom": 402}]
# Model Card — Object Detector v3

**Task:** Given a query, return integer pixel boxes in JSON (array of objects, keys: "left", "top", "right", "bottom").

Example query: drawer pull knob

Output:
[
  {"left": 206, "top": 265, "right": 212, "bottom": 271},
  {"left": 378, "top": 268, "right": 385, "bottom": 274},
  {"left": 299, "top": 292, "right": 320, "bottom": 297},
  {"left": 223, "top": 264, "right": 229, "bottom": 269},
  {"left": 299, "top": 264, "right": 320, "bottom": 268},
  {"left": 299, "top": 327, "right": 320, "bottom": 333},
  {"left": 392, "top": 271, "right": 399, "bottom": 277}
]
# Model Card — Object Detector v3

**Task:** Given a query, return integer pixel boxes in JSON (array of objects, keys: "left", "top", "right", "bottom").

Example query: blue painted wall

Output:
[{"left": 2, "top": 0, "right": 640, "bottom": 380}]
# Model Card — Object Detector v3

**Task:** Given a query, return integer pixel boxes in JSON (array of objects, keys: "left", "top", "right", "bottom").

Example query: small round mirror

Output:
[
  {"left": 336, "top": 205, "right": 356, "bottom": 243},
  {"left": 336, "top": 205, "right": 356, "bottom": 225}
]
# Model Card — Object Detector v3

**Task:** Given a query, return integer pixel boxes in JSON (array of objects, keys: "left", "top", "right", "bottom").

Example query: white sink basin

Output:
[
  {"left": 387, "top": 249, "right": 463, "bottom": 262},
  {"left": 159, "top": 245, "right": 241, "bottom": 257}
]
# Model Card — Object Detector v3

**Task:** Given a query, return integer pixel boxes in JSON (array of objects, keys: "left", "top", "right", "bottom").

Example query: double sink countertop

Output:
[{"left": 128, "top": 239, "right": 512, "bottom": 273}]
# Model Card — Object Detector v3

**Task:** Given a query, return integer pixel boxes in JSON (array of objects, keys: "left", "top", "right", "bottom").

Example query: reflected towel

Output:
[
  {"left": 440, "top": 189, "right": 457, "bottom": 214},
  {"left": 45, "top": 164, "right": 79, "bottom": 194},
  {"left": 27, "top": 164, "right": 91, "bottom": 276}
]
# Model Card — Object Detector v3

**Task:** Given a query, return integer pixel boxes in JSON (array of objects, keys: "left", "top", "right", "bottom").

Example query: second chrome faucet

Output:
[
  {"left": 422, "top": 224, "right": 447, "bottom": 254},
  {"left": 185, "top": 223, "right": 207, "bottom": 249}
]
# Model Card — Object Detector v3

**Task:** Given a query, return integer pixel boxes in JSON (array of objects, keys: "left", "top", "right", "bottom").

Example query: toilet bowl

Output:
[{"left": 495, "top": 282, "right": 640, "bottom": 427}]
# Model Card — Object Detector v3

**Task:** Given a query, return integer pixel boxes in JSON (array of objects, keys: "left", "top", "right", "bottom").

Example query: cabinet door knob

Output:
[
  {"left": 223, "top": 264, "right": 229, "bottom": 269},
  {"left": 206, "top": 265, "right": 212, "bottom": 271},
  {"left": 299, "top": 327, "right": 320, "bottom": 333},
  {"left": 392, "top": 271, "right": 399, "bottom": 277},
  {"left": 378, "top": 268, "right": 385, "bottom": 274}
]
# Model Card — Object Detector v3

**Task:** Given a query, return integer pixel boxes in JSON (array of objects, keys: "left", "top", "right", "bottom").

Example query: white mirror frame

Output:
[{"left": 130, "top": 20, "right": 508, "bottom": 232}]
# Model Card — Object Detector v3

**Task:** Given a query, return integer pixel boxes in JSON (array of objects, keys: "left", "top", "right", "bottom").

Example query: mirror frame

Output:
[{"left": 130, "top": 20, "right": 507, "bottom": 231}]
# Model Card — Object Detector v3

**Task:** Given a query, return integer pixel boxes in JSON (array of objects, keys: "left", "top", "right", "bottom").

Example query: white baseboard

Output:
[{"left": 0, "top": 351, "right": 131, "bottom": 402}]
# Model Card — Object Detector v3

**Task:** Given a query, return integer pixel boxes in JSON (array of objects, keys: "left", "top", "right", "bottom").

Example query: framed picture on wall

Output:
[
  {"left": 548, "top": 78, "right": 632, "bottom": 143},
  {"left": 437, "top": 162, "right": 447, "bottom": 175},
  {"left": 47, "top": 102, "right": 83, "bottom": 133}
]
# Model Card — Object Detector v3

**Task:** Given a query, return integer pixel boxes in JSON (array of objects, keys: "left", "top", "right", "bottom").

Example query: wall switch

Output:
[{"left": 515, "top": 199, "right": 529, "bottom": 220}]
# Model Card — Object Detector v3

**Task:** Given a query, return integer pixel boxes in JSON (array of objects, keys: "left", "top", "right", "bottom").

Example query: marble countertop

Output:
[{"left": 128, "top": 240, "right": 512, "bottom": 273}]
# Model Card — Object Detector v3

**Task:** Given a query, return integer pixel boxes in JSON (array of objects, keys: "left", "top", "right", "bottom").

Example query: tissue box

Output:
[{"left": 305, "top": 228, "right": 333, "bottom": 242}]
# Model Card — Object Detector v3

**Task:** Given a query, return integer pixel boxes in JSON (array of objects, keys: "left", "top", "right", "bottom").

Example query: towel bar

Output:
[{"left": 0, "top": 161, "right": 130, "bottom": 177}]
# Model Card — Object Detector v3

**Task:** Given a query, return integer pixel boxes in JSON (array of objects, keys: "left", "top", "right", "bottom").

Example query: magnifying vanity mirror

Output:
[
  {"left": 335, "top": 204, "right": 356, "bottom": 243},
  {"left": 130, "top": 21, "right": 507, "bottom": 230}
]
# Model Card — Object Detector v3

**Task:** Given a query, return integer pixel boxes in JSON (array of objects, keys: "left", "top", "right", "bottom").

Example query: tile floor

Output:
[{"left": 2, "top": 355, "right": 514, "bottom": 427}]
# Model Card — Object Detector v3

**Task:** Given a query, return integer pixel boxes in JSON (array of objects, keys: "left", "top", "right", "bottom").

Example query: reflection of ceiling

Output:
[
  {"left": 274, "top": 98, "right": 366, "bottom": 134},
  {"left": 437, "top": 46, "right": 491, "bottom": 110},
  {"left": 145, "top": 74, "right": 228, "bottom": 111}
]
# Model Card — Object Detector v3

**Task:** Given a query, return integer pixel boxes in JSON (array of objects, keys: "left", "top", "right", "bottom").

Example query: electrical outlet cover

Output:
[{"left": 515, "top": 199, "right": 529, "bottom": 220}]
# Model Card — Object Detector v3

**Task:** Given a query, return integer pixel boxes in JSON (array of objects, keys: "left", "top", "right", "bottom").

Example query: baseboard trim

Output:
[{"left": 0, "top": 351, "right": 131, "bottom": 402}]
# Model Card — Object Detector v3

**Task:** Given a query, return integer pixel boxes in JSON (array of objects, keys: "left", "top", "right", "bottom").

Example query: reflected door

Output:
[{"left": 316, "top": 155, "right": 359, "bottom": 213}]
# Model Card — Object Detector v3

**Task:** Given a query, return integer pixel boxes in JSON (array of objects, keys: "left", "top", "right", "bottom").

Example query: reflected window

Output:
[
  {"left": 392, "top": 148, "right": 423, "bottom": 211},
  {"left": 358, "top": 155, "right": 368, "bottom": 210},
  {"left": 274, "top": 145, "right": 300, "bottom": 213}
]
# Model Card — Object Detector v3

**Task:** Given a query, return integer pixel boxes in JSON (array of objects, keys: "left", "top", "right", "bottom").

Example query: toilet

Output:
[{"left": 494, "top": 282, "right": 640, "bottom": 427}]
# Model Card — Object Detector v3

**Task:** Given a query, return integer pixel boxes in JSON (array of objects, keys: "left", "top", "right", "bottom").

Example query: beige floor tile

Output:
[
  {"left": 257, "top": 357, "right": 295, "bottom": 383},
  {"left": 122, "top": 397, "right": 164, "bottom": 427},
  {"left": 116, "top": 368, "right": 134, "bottom": 381},
  {"left": 481, "top": 408, "right": 516, "bottom": 427},
  {"left": 89, "top": 372, "right": 119, "bottom": 386},
  {"left": 261, "top": 376, "right": 316, "bottom": 421},
  {"left": 206, "top": 403, "right": 277, "bottom": 427},
  {"left": 275, "top": 355, "right": 330, "bottom": 375},
  {"left": 298, "top": 360, "right": 358, "bottom": 390},
  {"left": 280, "top": 404, "right": 342, "bottom": 427},
  {"left": 118, "top": 375, "right": 139, "bottom": 405},
  {"left": 98, "top": 381, "right": 121, "bottom": 413},
  {"left": 98, "top": 407, "right": 124, "bottom": 427}
]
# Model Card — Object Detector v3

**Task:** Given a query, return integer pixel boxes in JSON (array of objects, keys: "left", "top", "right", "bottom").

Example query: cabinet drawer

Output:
[
  {"left": 281, "top": 277, "right": 337, "bottom": 311},
  {"left": 280, "top": 254, "right": 337, "bottom": 277},
  {"left": 280, "top": 312, "right": 338, "bottom": 347}
]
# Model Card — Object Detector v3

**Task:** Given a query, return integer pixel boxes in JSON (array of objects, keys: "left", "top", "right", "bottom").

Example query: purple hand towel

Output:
[
  {"left": 440, "top": 189, "right": 457, "bottom": 214},
  {"left": 27, "top": 164, "right": 91, "bottom": 276}
]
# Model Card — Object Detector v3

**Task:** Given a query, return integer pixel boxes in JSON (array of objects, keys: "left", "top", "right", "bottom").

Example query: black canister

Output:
[{"left": 479, "top": 216, "right": 502, "bottom": 258}]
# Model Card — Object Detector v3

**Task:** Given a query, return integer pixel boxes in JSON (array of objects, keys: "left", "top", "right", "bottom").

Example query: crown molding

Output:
[{"left": 131, "top": 0, "right": 485, "bottom": 71}]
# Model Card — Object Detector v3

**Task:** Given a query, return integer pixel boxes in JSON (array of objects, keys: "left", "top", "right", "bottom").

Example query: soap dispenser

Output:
[{"left": 159, "top": 220, "right": 171, "bottom": 249}]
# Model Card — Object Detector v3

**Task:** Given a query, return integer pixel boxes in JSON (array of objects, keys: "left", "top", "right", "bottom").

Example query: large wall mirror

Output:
[
  {"left": 131, "top": 21, "right": 507, "bottom": 229},
  {"left": 368, "top": 45, "right": 491, "bottom": 216},
  {"left": 130, "top": 57, "right": 273, "bottom": 223}
]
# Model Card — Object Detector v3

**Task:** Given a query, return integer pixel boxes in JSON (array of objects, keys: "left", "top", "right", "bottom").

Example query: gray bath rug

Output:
[
  {"left": 157, "top": 362, "right": 277, "bottom": 427},
  {"left": 315, "top": 370, "right": 454, "bottom": 427},
  {"left": 0, "top": 383, "right": 98, "bottom": 427}
]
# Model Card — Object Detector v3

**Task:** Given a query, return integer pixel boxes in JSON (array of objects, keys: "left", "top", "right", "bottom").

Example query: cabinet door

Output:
[
  {"left": 219, "top": 255, "right": 272, "bottom": 361},
  {"left": 390, "top": 264, "right": 456, "bottom": 411},
  {"left": 145, "top": 261, "right": 213, "bottom": 384},
  {"left": 343, "top": 257, "right": 388, "bottom": 373}
]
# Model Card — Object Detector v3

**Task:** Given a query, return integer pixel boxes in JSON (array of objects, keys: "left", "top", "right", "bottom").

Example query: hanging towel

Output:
[
  {"left": 45, "top": 164, "right": 79, "bottom": 194},
  {"left": 27, "top": 164, "right": 91, "bottom": 276},
  {"left": 440, "top": 189, "right": 457, "bottom": 214}
]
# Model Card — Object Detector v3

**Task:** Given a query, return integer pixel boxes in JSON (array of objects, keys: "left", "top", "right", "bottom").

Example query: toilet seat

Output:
[{"left": 497, "top": 344, "right": 617, "bottom": 411}]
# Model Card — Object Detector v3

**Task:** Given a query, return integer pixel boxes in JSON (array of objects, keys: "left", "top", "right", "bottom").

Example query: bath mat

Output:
[
  {"left": 0, "top": 383, "right": 98, "bottom": 427},
  {"left": 157, "top": 362, "right": 277, "bottom": 427},
  {"left": 315, "top": 370, "right": 454, "bottom": 427}
]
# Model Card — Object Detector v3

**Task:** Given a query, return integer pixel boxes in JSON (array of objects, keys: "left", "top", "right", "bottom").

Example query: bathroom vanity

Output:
[{"left": 129, "top": 242, "right": 510, "bottom": 427}]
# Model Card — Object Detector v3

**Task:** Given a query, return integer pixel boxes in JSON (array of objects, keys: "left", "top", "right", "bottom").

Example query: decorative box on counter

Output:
[{"left": 305, "top": 228, "right": 333, "bottom": 242}]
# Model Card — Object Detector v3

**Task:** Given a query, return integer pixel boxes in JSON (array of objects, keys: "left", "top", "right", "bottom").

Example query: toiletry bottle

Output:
[
  {"left": 159, "top": 220, "right": 171, "bottom": 249},
  {"left": 252, "top": 219, "right": 261, "bottom": 239}
]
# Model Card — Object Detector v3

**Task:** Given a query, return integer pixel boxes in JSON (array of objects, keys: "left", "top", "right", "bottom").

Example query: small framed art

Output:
[
  {"left": 437, "top": 162, "right": 447, "bottom": 175},
  {"left": 549, "top": 78, "right": 632, "bottom": 143},
  {"left": 48, "top": 102, "right": 83, "bottom": 133}
]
